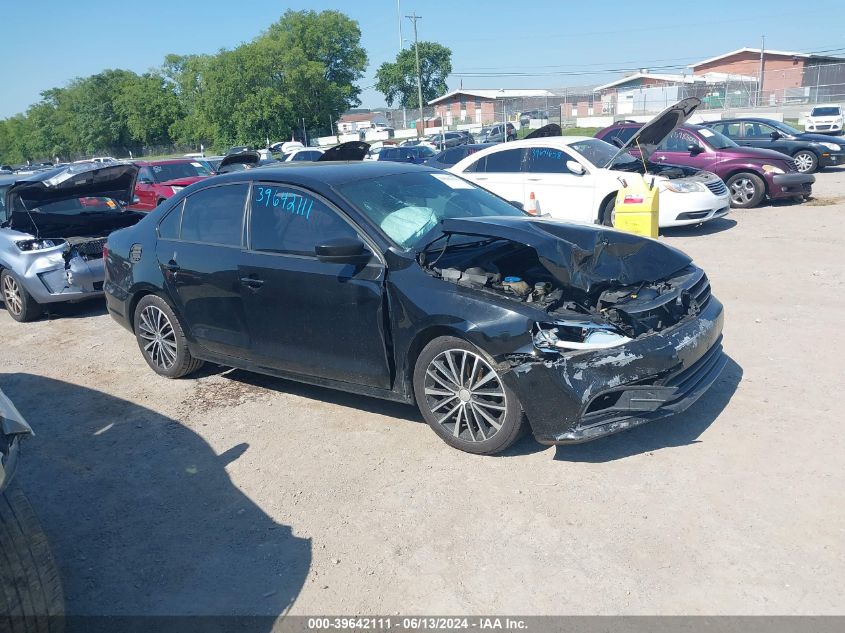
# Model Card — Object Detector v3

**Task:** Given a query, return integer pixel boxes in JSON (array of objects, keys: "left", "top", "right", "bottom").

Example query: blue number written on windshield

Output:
[{"left": 254, "top": 187, "right": 314, "bottom": 219}]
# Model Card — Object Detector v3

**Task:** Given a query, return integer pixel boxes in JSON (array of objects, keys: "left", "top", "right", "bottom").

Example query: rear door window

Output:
[
  {"left": 249, "top": 185, "right": 359, "bottom": 256},
  {"left": 471, "top": 148, "right": 526, "bottom": 173},
  {"left": 157, "top": 202, "right": 183, "bottom": 240},
  {"left": 180, "top": 183, "right": 248, "bottom": 247}
]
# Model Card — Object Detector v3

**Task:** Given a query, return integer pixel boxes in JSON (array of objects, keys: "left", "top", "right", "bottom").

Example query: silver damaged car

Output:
[{"left": 0, "top": 162, "right": 142, "bottom": 322}]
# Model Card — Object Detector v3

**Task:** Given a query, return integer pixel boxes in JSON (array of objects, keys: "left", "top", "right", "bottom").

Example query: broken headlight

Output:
[
  {"left": 15, "top": 239, "right": 65, "bottom": 252},
  {"left": 534, "top": 322, "right": 633, "bottom": 352}
]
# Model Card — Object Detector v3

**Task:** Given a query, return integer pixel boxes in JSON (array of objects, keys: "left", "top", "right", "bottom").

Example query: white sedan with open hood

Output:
[
  {"left": 450, "top": 98, "right": 731, "bottom": 228},
  {"left": 0, "top": 162, "right": 143, "bottom": 322}
]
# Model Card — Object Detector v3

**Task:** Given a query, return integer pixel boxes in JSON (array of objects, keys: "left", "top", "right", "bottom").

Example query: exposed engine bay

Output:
[{"left": 423, "top": 237, "right": 711, "bottom": 341}]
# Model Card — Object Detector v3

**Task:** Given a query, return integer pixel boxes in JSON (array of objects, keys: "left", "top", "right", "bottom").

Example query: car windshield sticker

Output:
[
  {"left": 191, "top": 162, "right": 204, "bottom": 168},
  {"left": 699, "top": 128, "right": 715, "bottom": 137},
  {"left": 431, "top": 173, "right": 473, "bottom": 189},
  {"left": 254, "top": 186, "right": 313, "bottom": 219}
]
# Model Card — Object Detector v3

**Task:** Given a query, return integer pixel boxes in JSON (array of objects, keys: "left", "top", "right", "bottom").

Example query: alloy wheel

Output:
[
  {"left": 729, "top": 177, "right": 757, "bottom": 205},
  {"left": 138, "top": 305, "right": 178, "bottom": 370},
  {"left": 2, "top": 274, "right": 23, "bottom": 317},
  {"left": 423, "top": 349, "right": 507, "bottom": 442},
  {"left": 793, "top": 152, "right": 814, "bottom": 173}
]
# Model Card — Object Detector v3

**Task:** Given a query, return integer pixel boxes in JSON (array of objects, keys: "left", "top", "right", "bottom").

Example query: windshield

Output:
[
  {"left": 14, "top": 196, "right": 122, "bottom": 217},
  {"left": 151, "top": 162, "right": 210, "bottom": 182},
  {"left": 769, "top": 120, "right": 801, "bottom": 135},
  {"left": 810, "top": 106, "right": 841, "bottom": 117},
  {"left": 336, "top": 171, "right": 526, "bottom": 249},
  {"left": 566, "top": 138, "right": 638, "bottom": 168},
  {"left": 695, "top": 127, "right": 737, "bottom": 149}
]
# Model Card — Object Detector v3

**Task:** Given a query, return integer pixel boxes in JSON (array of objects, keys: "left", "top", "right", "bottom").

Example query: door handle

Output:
[{"left": 240, "top": 277, "right": 264, "bottom": 289}]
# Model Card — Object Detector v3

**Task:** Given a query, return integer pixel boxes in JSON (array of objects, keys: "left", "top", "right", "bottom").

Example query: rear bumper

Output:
[
  {"left": 104, "top": 280, "right": 134, "bottom": 333},
  {"left": 769, "top": 172, "right": 814, "bottom": 199},
  {"left": 509, "top": 297, "right": 726, "bottom": 444}
]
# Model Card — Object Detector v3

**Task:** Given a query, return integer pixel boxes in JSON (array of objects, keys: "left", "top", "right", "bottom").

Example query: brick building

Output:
[{"left": 428, "top": 89, "right": 555, "bottom": 125}]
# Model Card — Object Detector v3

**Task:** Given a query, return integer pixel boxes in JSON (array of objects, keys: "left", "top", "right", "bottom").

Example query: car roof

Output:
[
  {"left": 134, "top": 159, "right": 199, "bottom": 166},
  {"left": 206, "top": 161, "right": 436, "bottom": 187}
]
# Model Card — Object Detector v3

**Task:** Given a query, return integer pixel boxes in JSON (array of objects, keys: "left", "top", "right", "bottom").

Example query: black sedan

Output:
[
  {"left": 104, "top": 162, "right": 726, "bottom": 454},
  {"left": 424, "top": 144, "right": 489, "bottom": 170},
  {"left": 706, "top": 118, "right": 844, "bottom": 173}
]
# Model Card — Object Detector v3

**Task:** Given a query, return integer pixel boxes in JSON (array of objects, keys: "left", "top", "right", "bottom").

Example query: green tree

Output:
[
  {"left": 375, "top": 42, "right": 452, "bottom": 109},
  {"left": 115, "top": 73, "right": 184, "bottom": 147}
]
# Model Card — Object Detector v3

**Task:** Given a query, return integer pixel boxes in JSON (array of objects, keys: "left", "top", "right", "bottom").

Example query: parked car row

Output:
[{"left": 1, "top": 134, "right": 729, "bottom": 456}]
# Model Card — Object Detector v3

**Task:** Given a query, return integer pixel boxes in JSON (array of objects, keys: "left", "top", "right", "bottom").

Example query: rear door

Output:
[
  {"left": 523, "top": 145, "right": 596, "bottom": 223},
  {"left": 739, "top": 121, "right": 793, "bottom": 154},
  {"left": 457, "top": 147, "right": 526, "bottom": 205},
  {"left": 239, "top": 183, "right": 391, "bottom": 388},
  {"left": 156, "top": 182, "right": 250, "bottom": 358}
]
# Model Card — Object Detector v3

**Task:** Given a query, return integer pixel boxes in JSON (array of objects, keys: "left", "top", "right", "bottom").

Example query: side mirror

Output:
[
  {"left": 315, "top": 237, "right": 371, "bottom": 264},
  {"left": 566, "top": 161, "right": 586, "bottom": 175},
  {"left": 688, "top": 144, "right": 704, "bottom": 155},
  {"left": 770, "top": 131, "right": 781, "bottom": 140}
]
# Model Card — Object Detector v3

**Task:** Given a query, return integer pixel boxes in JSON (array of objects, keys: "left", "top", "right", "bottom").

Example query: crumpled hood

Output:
[
  {"left": 430, "top": 216, "right": 692, "bottom": 296},
  {"left": 5, "top": 162, "right": 138, "bottom": 209}
]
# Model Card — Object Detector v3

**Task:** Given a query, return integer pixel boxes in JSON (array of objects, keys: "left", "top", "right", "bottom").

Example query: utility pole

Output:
[
  {"left": 407, "top": 12, "right": 424, "bottom": 139},
  {"left": 397, "top": 0, "right": 407, "bottom": 129},
  {"left": 757, "top": 35, "right": 765, "bottom": 107}
]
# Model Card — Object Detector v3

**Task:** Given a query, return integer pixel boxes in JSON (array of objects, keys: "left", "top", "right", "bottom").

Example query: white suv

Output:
[{"left": 805, "top": 104, "right": 843, "bottom": 135}]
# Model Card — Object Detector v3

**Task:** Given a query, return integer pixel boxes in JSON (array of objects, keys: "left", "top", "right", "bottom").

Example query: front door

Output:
[
  {"left": 738, "top": 121, "right": 792, "bottom": 154},
  {"left": 156, "top": 182, "right": 250, "bottom": 358},
  {"left": 458, "top": 147, "right": 526, "bottom": 207},
  {"left": 134, "top": 167, "right": 157, "bottom": 211},
  {"left": 523, "top": 145, "right": 596, "bottom": 223},
  {"left": 240, "top": 183, "right": 392, "bottom": 389},
  {"left": 651, "top": 129, "right": 719, "bottom": 171}
]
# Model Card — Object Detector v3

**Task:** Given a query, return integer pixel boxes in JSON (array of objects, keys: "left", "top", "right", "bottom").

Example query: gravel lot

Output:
[{"left": 2, "top": 167, "right": 844, "bottom": 617}]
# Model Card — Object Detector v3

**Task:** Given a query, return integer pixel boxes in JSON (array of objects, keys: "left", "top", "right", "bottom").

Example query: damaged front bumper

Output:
[
  {"left": 13, "top": 244, "right": 106, "bottom": 305},
  {"left": 509, "top": 297, "right": 726, "bottom": 444}
]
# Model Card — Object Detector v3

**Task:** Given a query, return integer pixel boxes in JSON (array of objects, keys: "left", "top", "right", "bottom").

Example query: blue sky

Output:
[{"left": 1, "top": 0, "right": 844, "bottom": 119}]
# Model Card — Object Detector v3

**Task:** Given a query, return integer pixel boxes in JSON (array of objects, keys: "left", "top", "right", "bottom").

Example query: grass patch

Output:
[{"left": 784, "top": 118, "right": 804, "bottom": 131}]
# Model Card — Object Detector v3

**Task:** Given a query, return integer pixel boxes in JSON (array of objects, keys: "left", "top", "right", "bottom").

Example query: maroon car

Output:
[
  {"left": 596, "top": 122, "right": 815, "bottom": 208},
  {"left": 129, "top": 159, "right": 211, "bottom": 211}
]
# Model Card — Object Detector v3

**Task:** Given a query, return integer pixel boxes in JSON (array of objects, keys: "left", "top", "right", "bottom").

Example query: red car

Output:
[{"left": 129, "top": 159, "right": 212, "bottom": 211}]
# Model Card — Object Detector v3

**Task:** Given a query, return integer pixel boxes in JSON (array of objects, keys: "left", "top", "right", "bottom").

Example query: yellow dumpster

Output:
[{"left": 613, "top": 174, "right": 659, "bottom": 238}]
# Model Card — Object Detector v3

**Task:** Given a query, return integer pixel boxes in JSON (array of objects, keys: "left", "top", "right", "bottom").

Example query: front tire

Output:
[
  {"left": 599, "top": 196, "right": 616, "bottom": 227},
  {"left": 413, "top": 336, "right": 524, "bottom": 455},
  {"left": 726, "top": 172, "right": 766, "bottom": 208},
  {"left": 792, "top": 150, "right": 818, "bottom": 174},
  {"left": 1, "top": 270, "right": 43, "bottom": 323},
  {"left": 133, "top": 294, "right": 203, "bottom": 378}
]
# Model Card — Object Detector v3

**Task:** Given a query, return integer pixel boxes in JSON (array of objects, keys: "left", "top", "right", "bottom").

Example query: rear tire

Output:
[
  {"left": 413, "top": 336, "right": 525, "bottom": 455},
  {"left": 1, "top": 270, "right": 43, "bottom": 323},
  {"left": 726, "top": 172, "right": 766, "bottom": 208},
  {"left": 133, "top": 294, "right": 203, "bottom": 378},
  {"left": 0, "top": 484, "right": 64, "bottom": 631},
  {"left": 792, "top": 150, "right": 818, "bottom": 174}
]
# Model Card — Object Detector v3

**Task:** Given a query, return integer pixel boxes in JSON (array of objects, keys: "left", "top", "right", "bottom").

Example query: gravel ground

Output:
[{"left": 1, "top": 167, "right": 844, "bottom": 617}]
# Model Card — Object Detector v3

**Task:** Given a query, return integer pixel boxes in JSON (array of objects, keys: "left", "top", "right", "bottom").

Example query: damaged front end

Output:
[{"left": 421, "top": 216, "right": 727, "bottom": 443}]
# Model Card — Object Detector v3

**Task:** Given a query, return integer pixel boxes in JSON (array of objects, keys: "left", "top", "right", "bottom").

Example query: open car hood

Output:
[
  {"left": 427, "top": 216, "right": 692, "bottom": 297},
  {"left": 318, "top": 141, "right": 370, "bottom": 162},
  {"left": 217, "top": 151, "right": 260, "bottom": 172},
  {"left": 5, "top": 162, "right": 138, "bottom": 209},
  {"left": 524, "top": 124, "right": 562, "bottom": 139},
  {"left": 607, "top": 97, "right": 700, "bottom": 168}
]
